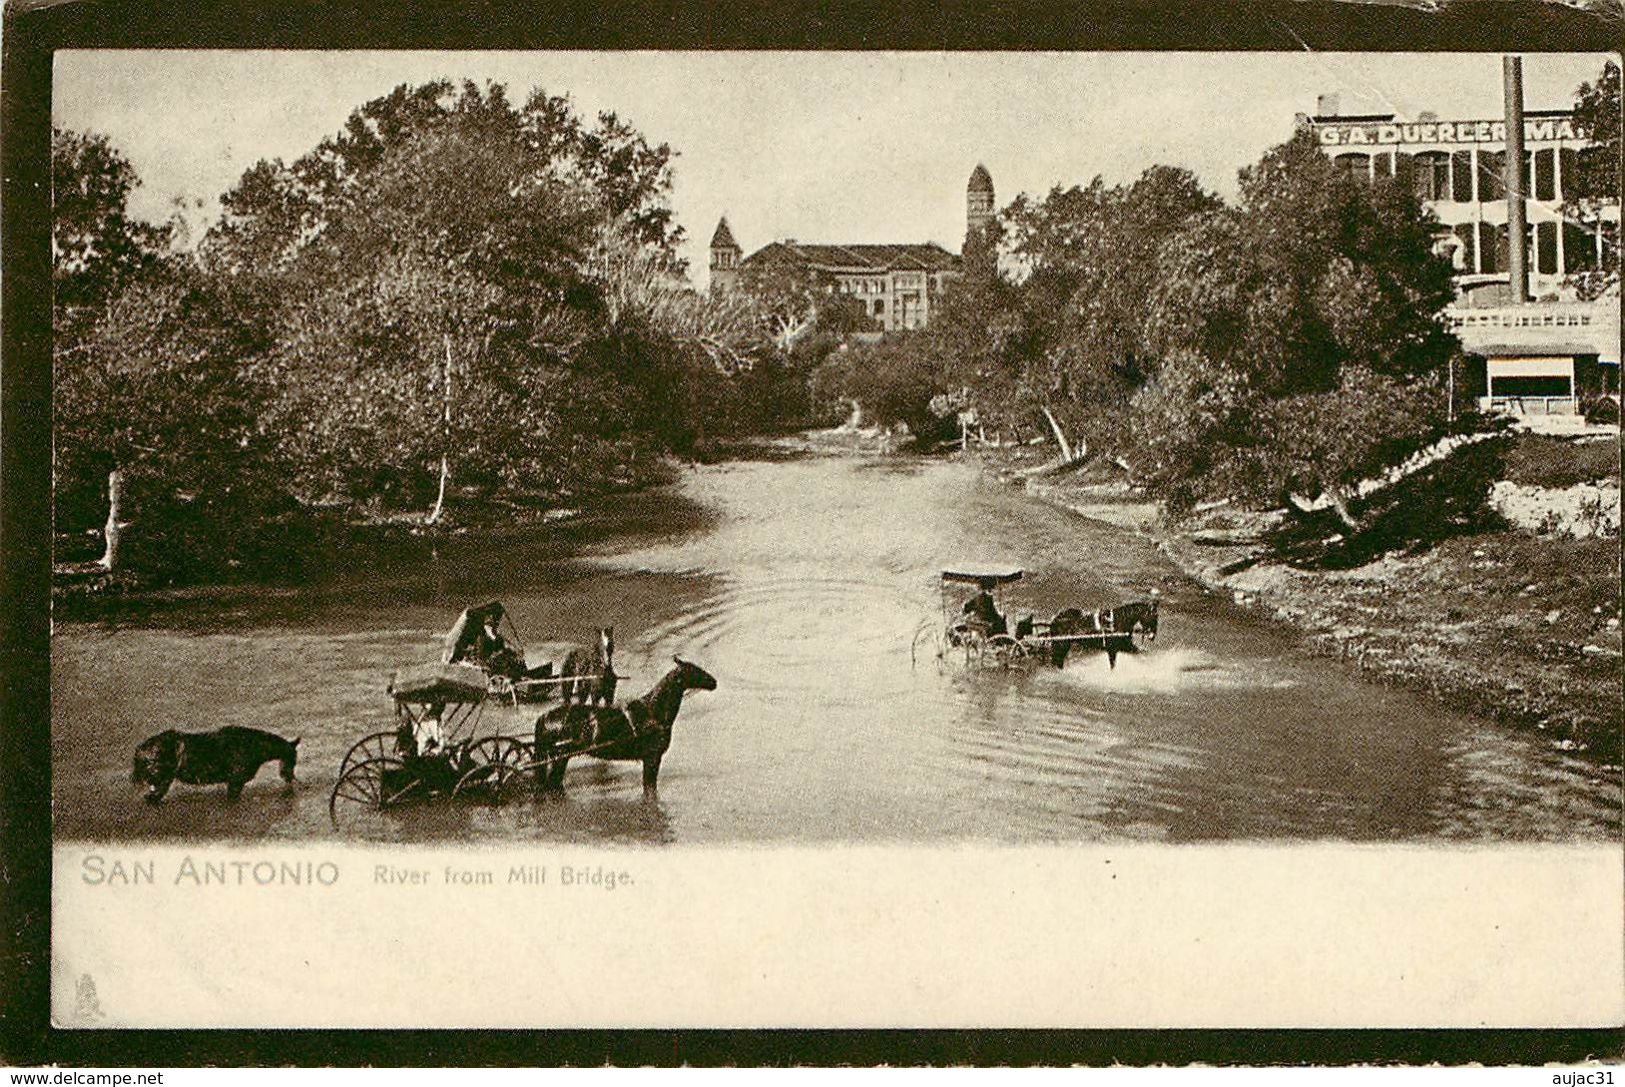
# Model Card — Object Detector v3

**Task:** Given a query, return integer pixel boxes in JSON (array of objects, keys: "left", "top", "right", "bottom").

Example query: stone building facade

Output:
[
  {"left": 709, "top": 164, "right": 996, "bottom": 332},
  {"left": 1304, "top": 97, "right": 1619, "bottom": 422}
]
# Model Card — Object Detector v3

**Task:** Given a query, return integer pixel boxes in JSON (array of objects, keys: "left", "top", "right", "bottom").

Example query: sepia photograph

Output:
[{"left": 22, "top": 30, "right": 1625, "bottom": 1042}]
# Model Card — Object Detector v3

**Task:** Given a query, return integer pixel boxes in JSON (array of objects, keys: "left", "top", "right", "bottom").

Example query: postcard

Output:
[{"left": 34, "top": 42, "right": 1624, "bottom": 1038}]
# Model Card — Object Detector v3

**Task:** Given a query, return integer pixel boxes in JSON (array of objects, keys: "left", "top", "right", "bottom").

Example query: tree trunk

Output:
[
  {"left": 1041, "top": 405, "right": 1076, "bottom": 464},
  {"left": 98, "top": 468, "right": 123, "bottom": 571},
  {"left": 425, "top": 337, "right": 454, "bottom": 525},
  {"left": 426, "top": 455, "right": 450, "bottom": 525},
  {"left": 1326, "top": 487, "right": 1364, "bottom": 533}
]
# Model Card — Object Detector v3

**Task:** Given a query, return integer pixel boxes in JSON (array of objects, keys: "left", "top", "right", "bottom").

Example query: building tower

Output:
[
  {"left": 966, "top": 163, "right": 995, "bottom": 240},
  {"left": 709, "top": 216, "right": 742, "bottom": 292}
]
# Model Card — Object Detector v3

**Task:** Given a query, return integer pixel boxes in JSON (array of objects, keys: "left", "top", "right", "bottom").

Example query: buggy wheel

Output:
[
  {"left": 986, "top": 634, "right": 1028, "bottom": 669},
  {"left": 338, "top": 731, "right": 406, "bottom": 778},
  {"left": 465, "top": 735, "right": 533, "bottom": 773},
  {"left": 452, "top": 762, "right": 527, "bottom": 802},
  {"left": 329, "top": 757, "right": 425, "bottom": 827},
  {"left": 910, "top": 619, "right": 946, "bottom": 668}
]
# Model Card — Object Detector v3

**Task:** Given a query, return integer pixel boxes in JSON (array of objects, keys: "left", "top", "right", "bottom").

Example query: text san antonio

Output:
[{"left": 80, "top": 853, "right": 340, "bottom": 887}]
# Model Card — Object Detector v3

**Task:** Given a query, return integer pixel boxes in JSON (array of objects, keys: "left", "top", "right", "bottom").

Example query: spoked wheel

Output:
[
  {"left": 910, "top": 620, "right": 947, "bottom": 668},
  {"left": 985, "top": 634, "right": 1030, "bottom": 669},
  {"left": 465, "top": 736, "right": 533, "bottom": 773},
  {"left": 338, "top": 731, "right": 406, "bottom": 778},
  {"left": 329, "top": 757, "right": 427, "bottom": 827},
  {"left": 452, "top": 761, "right": 528, "bottom": 802},
  {"left": 450, "top": 737, "right": 534, "bottom": 802}
]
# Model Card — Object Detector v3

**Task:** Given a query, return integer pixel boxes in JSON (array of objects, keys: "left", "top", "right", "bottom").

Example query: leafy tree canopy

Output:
[
  {"left": 202, "top": 80, "right": 687, "bottom": 276},
  {"left": 52, "top": 127, "right": 172, "bottom": 314}
]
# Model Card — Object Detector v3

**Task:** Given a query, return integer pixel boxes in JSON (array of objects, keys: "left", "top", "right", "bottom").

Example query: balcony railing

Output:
[{"left": 1447, "top": 304, "right": 1597, "bottom": 331}]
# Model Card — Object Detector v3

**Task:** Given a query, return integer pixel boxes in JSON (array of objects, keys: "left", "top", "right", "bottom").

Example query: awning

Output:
[{"left": 1487, "top": 357, "right": 1577, "bottom": 378}]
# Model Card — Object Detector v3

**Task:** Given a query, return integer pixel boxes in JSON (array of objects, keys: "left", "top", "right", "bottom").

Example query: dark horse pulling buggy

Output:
[
  {"left": 328, "top": 658, "right": 716, "bottom": 827},
  {"left": 912, "top": 566, "right": 1160, "bottom": 671}
]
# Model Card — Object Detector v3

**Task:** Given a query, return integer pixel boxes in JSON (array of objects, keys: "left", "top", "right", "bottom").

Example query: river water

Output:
[{"left": 52, "top": 440, "right": 1621, "bottom": 843}]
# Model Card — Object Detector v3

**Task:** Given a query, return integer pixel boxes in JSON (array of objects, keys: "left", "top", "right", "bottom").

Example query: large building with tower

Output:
[
  {"left": 1303, "top": 95, "right": 1619, "bottom": 422},
  {"left": 708, "top": 164, "right": 996, "bottom": 332}
]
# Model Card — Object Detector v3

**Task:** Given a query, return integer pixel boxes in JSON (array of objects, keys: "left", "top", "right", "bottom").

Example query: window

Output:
[
  {"left": 1453, "top": 222, "right": 1476, "bottom": 272},
  {"left": 1536, "top": 220, "right": 1558, "bottom": 275},
  {"left": 873, "top": 300, "right": 884, "bottom": 315},
  {"left": 1560, "top": 222, "right": 1599, "bottom": 272},
  {"left": 1491, "top": 375, "right": 1573, "bottom": 398},
  {"left": 1478, "top": 221, "right": 1501, "bottom": 273},
  {"left": 1413, "top": 151, "right": 1450, "bottom": 202},
  {"left": 1333, "top": 153, "right": 1370, "bottom": 183},
  {"left": 1479, "top": 151, "right": 1505, "bottom": 201},
  {"left": 1533, "top": 149, "right": 1556, "bottom": 202},
  {"left": 1559, "top": 147, "right": 1579, "bottom": 202},
  {"left": 1451, "top": 150, "right": 1475, "bottom": 202}
]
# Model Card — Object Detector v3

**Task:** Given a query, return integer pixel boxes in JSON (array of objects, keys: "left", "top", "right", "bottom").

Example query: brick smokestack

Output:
[{"left": 1503, "top": 55, "right": 1528, "bottom": 304}]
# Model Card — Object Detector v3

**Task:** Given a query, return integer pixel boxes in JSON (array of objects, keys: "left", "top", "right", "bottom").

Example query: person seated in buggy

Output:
[
  {"left": 443, "top": 601, "right": 548, "bottom": 682},
  {"left": 958, "top": 577, "right": 1008, "bottom": 638}
]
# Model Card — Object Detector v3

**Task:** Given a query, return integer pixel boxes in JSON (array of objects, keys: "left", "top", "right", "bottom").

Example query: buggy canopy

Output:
[
  {"left": 443, "top": 600, "right": 508, "bottom": 665},
  {"left": 390, "top": 663, "right": 490, "bottom": 705},
  {"left": 940, "top": 565, "right": 1023, "bottom": 586}
]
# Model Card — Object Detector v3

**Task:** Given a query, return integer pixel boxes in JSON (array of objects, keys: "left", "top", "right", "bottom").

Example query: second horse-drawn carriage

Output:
[{"left": 912, "top": 565, "right": 1160, "bottom": 671}]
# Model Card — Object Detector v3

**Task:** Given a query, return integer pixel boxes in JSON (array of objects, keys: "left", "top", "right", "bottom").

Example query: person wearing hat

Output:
[
  {"left": 443, "top": 601, "right": 543, "bottom": 681},
  {"left": 961, "top": 577, "right": 1008, "bottom": 637}
]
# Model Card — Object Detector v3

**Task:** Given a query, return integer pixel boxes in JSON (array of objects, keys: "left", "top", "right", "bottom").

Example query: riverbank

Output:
[
  {"left": 50, "top": 461, "right": 680, "bottom": 616},
  {"left": 983, "top": 440, "right": 1623, "bottom": 765}
]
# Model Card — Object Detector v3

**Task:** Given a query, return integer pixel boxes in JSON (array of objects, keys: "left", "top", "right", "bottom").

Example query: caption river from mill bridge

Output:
[{"left": 51, "top": 442, "right": 1620, "bottom": 844}]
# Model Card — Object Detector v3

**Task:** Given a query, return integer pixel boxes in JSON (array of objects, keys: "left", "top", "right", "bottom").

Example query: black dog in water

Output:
[{"left": 132, "top": 726, "right": 300, "bottom": 803}]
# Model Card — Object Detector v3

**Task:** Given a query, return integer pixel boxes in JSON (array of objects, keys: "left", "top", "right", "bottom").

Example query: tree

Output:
[
  {"left": 260, "top": 123, "right": 602, "bottom": 514},
  {"left": 55, "top": 265, "right": 274, "bottom": 574},
  {"left": 52, "top": 126, "right": 193, "bottom": 571},
  {"left": 1133, "top": 131, "right": 1459, "bottom": 523},
  {"left": 52, "top": 127, "right": 171, "bottom": 314},
  {"left": 733, "top": 250, "right": 839, "bottom": 351},
  {"left": 964, "top": 167, "right": 1220, "bottom": 462},
  {"left": 1568, "top": 59, "right": 1621, "bottom": 292},
  {"left": 202, "top": 80, "right": 688, "bottom": 276}
]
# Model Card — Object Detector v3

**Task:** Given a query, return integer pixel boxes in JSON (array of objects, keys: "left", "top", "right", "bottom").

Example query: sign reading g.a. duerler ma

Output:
[{"left": 1316, "top": 117, "right": 1584, "bottom": 147}]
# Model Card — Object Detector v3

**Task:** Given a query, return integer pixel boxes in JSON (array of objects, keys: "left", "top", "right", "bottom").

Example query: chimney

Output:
[
  {"left": 1316, "top": 93, "right": 1340, "bottom": 118},
  {"left": 1504, "top": 56, "right": 1528, "bottom": 305}
]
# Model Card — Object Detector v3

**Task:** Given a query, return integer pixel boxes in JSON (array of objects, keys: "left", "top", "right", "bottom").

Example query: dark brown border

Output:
[{"left": 4, "top": 0, "right": 1622, "bottom": 1067}]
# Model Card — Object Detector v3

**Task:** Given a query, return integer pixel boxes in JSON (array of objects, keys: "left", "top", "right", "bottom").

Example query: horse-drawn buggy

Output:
[
  {"left": 328, "top": 652, "right": 717, "bottom": 828},
  {"left": 911, "top": 565, "right": 1160, "bottom": 671}
]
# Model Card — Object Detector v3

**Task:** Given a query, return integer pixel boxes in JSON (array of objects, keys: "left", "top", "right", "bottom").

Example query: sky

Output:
[{"left": 54, "top": 50, "right": 1613, "bottom": 287}]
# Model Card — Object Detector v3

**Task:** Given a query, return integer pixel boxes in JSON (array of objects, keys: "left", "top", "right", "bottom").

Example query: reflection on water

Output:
[{"left": 52, "top": 444, "right": 1621, "bottom": 843}]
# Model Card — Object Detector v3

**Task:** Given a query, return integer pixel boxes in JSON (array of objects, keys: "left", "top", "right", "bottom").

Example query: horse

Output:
[
  {"left": 1046, "top": 591, "right": 1160, "bottom": 669},
  {"left": 132, "top": 726, "right": 299, "bottom": 803},
  {"left": 1044, "top": 607, "right": 1094, "bottom": 667},
  {"left": 559, "top": 626, "right": 616, "bottom": 706},
  {"left": 532, "top": 657, "right": 716, "bottom": 794},
  {"left": 1102, "top": 593, "right": 1160, "bottom": 646}
]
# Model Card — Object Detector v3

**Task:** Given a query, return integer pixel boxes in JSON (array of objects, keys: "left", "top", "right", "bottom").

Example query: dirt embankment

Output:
[{"left": 986, "top": 441, "right": 1623, "bottom": 764}]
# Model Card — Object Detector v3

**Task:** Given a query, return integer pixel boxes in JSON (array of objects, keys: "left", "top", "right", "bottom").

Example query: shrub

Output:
[{"left": 1581, "top": 395, "right": 1620, "bottom": 426}]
